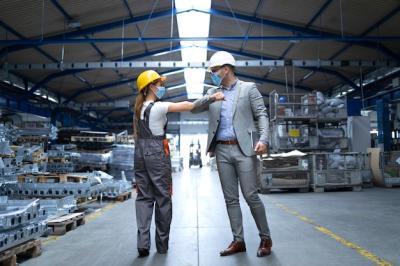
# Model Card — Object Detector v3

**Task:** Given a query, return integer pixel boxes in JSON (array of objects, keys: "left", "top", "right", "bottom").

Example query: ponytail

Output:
[{"left": 133, "top": 89, "right": 146, "bottom": 140}]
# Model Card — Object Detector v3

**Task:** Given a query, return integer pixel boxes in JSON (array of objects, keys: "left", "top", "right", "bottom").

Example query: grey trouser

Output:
[
  {"left": 135, "top": 140, "right": 172, "bottom": 252},
  {"left": 215, "top": 143, "right": 270, "bottom": 241}
]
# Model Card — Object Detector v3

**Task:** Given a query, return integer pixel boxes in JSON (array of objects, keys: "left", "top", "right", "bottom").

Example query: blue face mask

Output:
[
  {"left": 210, "top": 72, "right": 222, "bottom": 86},
  {"left": 154, "top": 86, "right": 166, "bottom": 100}
]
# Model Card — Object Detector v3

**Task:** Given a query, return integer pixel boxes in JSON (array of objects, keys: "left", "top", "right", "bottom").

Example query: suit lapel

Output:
[{"left": 232, "top": 80, "right": 241, "bottom": 117}]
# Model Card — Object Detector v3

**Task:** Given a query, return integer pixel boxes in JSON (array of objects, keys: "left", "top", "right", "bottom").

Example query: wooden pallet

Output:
[
  {"left": 47, "top": 213, "right": 85, "bottom": 236},
  {"left": 18, "top": 173, "right": 88, "bottom": 183},
  {"left": 77, "top": 196, "right": 99, "bottom": 207},
  {"left": 0, "top": 239, "right": 42, "bottom": 266},
  {"left": 104, "top": 191, "right": 132, "bottom": 202}
]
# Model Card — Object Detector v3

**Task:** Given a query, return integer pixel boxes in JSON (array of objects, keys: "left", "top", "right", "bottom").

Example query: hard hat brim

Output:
[{"left": 207, "top": 64, "right": 222, "bottom": 72}]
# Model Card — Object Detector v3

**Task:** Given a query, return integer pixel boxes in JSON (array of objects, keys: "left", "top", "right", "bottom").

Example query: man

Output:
[{"left": 192, "top": 51, "right": 272, "bottom": 257}]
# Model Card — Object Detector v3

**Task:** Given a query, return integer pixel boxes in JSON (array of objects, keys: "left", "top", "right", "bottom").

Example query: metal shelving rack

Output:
[
  {"left": 258, "top": 90, "right": 362, "bottom": 192},
  {"left": 309, "top": 152, "right": 363, "bottom": 192}
]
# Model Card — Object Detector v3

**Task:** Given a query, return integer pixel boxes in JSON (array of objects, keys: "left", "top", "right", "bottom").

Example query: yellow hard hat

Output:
[{"left": 136, "top": 70, "right": 166, "bottom": 92}]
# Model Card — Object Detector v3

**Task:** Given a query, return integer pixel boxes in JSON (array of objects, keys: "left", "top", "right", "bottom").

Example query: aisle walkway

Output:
[{"left": 22, "top": 167, "right": 400, "bottom": 266}]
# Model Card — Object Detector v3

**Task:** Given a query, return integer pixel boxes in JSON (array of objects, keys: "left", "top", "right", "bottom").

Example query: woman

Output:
[{"left": 133, "top": 70, "right": 223, "bottom": 257}]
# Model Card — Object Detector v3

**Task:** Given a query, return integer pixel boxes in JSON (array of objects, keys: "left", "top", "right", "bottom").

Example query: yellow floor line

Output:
[
  {"left": 272, "top": 200, "right": 392, "bottom": 266},
  {"left": 42, "top": 202, "right": 119, "bottom": 245}
]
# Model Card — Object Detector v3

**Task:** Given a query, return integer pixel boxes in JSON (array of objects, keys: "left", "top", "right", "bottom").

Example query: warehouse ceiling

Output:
[{"left": 0, "top": 0, "right": 399, "bottom": 127}]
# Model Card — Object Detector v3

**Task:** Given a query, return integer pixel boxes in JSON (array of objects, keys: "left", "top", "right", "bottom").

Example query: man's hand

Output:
[
  {"left": 254, "top": 141, "right": 268, "bottom": 155},
  {"left": 211, "top": 92, "right": 225, "bottom": 101}
]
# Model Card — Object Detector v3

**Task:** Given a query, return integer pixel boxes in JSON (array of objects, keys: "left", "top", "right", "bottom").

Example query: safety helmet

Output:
[
  {"left": 208, "top": 51, "right": 236, "bottom": 71},
  {"left": 136, "top": 70, "right": 166, "bottom": 92}
]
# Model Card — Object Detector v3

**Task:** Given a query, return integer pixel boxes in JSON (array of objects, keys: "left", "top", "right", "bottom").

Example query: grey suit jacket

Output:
[{"left": 192, "top": 79, "right": 269, "bottom": 157}]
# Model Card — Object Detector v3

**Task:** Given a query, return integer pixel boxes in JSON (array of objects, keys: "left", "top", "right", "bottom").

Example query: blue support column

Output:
[
  {"left": 347, "top": 98, "right": 362, "bottom": 116},
  {"left": 376, "top": 96, "right": 391, "bottom": 151}
]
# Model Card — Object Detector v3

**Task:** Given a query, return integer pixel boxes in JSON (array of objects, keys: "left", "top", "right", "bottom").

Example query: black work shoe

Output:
[
  {"left": 138, "top": 248, "right": 149, "bottom": 257},
  {"left": 157, "top": 249, "right": 168, "bottom": 254}
]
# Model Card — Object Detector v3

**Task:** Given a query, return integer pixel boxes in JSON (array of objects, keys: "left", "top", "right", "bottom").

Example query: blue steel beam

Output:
[
  {"left": 63, "top": 68, "right": 184, "bottom": 104},
  {"left": 1, "top": 7, "right": 399, "bottom": 58},
  {"left": 0, "top": 8, "right": 175, "bottom": 57},
  {"left": 208, "top": 44, "right": 273, "bottom": 59},
  {"left": 29, "top": 45, "right": 182, "bottom": 93},
  {"left": 239, "top": 0, "right": 264, "bottom": 51},
  {"left": 0, "top": 86, "right": 102, "bottom": 129},
  {"left": 2, "top": 35, "right": 400, "bottom": 45},
  {"left": 302, "top": 67, "right": 359, "bottom": 90},
  {"left": 30, "top": 69, "right": 83, "bottom": 93},
  {"left": 205, "top": 7, "right": 400, "bottom": 60},
  {"left": 330, "top": 5, "right": 400, "bottom": 60},
  {"left": 280, "top": 0, "right": 333, "bottom": 59},
  {"left": 50, "top": 0, "right": 105, "bottom": 58},
  {"left": 28, "top": 43, "right": 355, "bottom": 98},
  {"left": 236, "top": 72, "right": 312, "bottom": 91},
  {"left": 208, "top": 44, "right": 359, "bottom": 90},
  {"left": 97, "top": 107, "right": 132, "bottom": 122},
  {"left": 121, "top": 0, "right": 134, "bottom": 18},
  {"left": 305, "top": 0, "right": 333, "bottom": 28},
  {"left": 0, "top": 12, "right": 103, "bottom": 102},
  {"left": 0, "top": 21, "right": 57, "bottom": 62}
]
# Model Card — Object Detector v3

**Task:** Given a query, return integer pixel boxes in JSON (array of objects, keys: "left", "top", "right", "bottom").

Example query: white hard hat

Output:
[{"left": 208, "top": 51, "right": 236, "bottom": 71}]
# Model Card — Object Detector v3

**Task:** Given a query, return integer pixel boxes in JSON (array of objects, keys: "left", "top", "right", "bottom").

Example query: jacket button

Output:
[{"left": 217, "top": 119, "right": 220, "bottom": 123}]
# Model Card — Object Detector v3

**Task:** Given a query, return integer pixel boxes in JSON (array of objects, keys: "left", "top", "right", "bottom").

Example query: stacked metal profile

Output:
[
  {"left": 309, "top": 152, "right": 363, "bottom": 192},
  {"left": 15, "top": 122, "right": 57, "bottom": 149},
  {"left": 102, "top": 178, "right": 132, "bottom": 198},
  {"left": 108, "top": 144, "right": 134, "bottom": 182},
  {"left": 40, "top": 196, "right": 77, "bottom": 219},
  {"left": 0, "top": 124, "right": 18, "bottom": 143},
  {"left": 71, "top": 132, "right": 114, "bottom": 171},
  {"left": 71, "top": 131, "right": 115, "bottom": 151},
  {"left": 76, "top": 151, "right": 111, "bottom": 171},
  {"left": 1, "top": 172, "right": 105, "bottom": 199},
  {"left": 46, "top": 148, "right": 80, "bottom": 174},
  {"left": 0, "top": 141, "right": 18, "bottom": 183},
  {"left": 0, "top": 197, "right": 47, "bottom": 252},
  {"left": 1, "top": 142, "right": 51, "bottom": 184}
]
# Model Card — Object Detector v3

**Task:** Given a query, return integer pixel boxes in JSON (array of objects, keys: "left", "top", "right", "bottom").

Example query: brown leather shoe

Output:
[
  {"left": 257, "top": 237, "right": 272, "bottom": 257},
  {"left": 219, "top": 240, "right": 246, "bottom": 256}
]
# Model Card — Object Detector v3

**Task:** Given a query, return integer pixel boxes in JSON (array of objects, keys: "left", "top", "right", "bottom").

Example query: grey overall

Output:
[{"left": 134, "top": 103, "right": 172, "bottom": 253}]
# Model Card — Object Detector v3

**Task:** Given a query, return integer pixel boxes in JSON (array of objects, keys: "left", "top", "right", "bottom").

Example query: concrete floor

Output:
[{"left": 22, "top": 167, "right": 399, "bottom": 266}]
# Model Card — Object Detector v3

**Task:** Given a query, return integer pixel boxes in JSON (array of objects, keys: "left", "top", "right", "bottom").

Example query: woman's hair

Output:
[
  {"left": 133, "top": 79, "right": 163, "bottom": 139},
  {"left": 133, "top": 88, "right": 146, "bottom": 139},
  {"left": 134, "top": 89, "right": 146, "bottom": 121}
]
